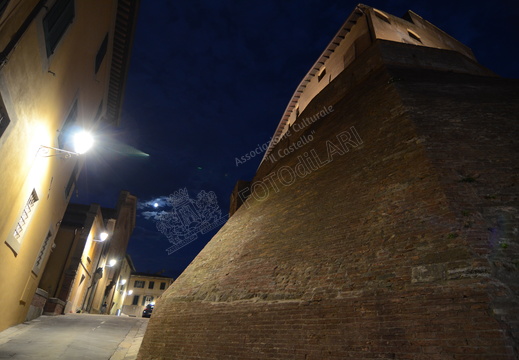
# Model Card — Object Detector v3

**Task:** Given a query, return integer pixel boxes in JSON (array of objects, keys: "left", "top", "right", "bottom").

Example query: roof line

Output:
[
  {"left": 106, "top": 0, "right": 141, "bottom": 126},
  {"left": 260, "top": 4, "right": 368, "bottom": 164}
]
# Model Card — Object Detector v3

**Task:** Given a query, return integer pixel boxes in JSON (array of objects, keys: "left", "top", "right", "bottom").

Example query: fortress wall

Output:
[{"left": 139, "top": 42, "right": 518, "bottom": 359}]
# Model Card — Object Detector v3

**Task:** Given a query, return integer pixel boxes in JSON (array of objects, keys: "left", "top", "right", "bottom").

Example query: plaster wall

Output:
[
  {"left": 122, "top": 274, "right": 174, "bottom": 317},
  {"left": 0, "top": 0, "right": 119, "bottom": 332},
  {"left": 110, "top": 256, "right": 134, "bottom": 315}
]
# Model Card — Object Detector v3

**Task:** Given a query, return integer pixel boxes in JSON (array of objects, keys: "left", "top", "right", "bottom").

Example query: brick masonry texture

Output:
[{"left": 138, "top": 41, "right": 519, "bottom": 359}]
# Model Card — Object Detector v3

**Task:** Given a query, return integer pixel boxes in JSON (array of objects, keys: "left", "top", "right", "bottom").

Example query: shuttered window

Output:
[
  {"left": 0, "top": 104, "right": 10, "bottom": 139},
  {"left": 43, "top": 0, "right": 75, "bottom": 56},
  {"left": 95, "top": 34, "right": 109, "bottom": 73}
]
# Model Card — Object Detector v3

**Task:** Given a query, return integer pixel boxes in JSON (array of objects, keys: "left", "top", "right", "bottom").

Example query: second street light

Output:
[{"left": 93, "top": 232, "right": 109, "bottom": 242}]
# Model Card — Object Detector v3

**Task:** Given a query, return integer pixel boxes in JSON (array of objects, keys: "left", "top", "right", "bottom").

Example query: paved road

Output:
[{"left": 0, "top": 314, "right": 148, "bottom": 360}]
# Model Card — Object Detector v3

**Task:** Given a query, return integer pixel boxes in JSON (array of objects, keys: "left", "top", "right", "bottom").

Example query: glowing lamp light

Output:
[
  {"left": 128, "top": 290, "right": 133, "bottom": 295},
  {"left": 108, "top": 259, "right": 117, "bottom": 267},
  {"left": 73, "top": 131, "right": 94, "bottom": 154},
  {"left": 40, "top": 130, "right": 94, "bottom": 158},
  {"left": 93, "top": 231, "right": 109, "bottom": 242},
  {"left": 121, "top": 279, "right": 127, "bottom": 285}
]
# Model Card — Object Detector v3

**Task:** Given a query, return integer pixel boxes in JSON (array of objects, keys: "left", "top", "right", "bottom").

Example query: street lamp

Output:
[
  {"left": 39, "top": 130, "right": 94, "bottom": 158},
  {"left": 92, "top": 231, "right": 109, "bottom": 242},
  {"left": 107, "top": 259, "right": 117, "bottom": 267},
  {"left": 72, "top": 131, "right": 94, "bottom": 154}
]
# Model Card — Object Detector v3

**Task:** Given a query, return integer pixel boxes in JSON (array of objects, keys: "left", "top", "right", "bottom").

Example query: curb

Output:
[{"left": 110, "top": 318, "right": 149, "bottom": 360}]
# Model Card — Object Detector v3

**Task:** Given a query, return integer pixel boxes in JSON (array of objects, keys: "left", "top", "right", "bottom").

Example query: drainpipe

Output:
[{"left": 0, "top": 0, "right": 48, "bottom": 68}]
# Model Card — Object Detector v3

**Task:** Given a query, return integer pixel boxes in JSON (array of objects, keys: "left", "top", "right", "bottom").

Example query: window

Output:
[
  {"left": 13, "top": 190, "right": 39, "bottom": 240},
  {"left": 317, "top": 67, "right": 327, "bottom": 82},
  {"left": 65, "top": 162, "right": 79, "bottom": 198},
  {"left": 43, "top": 0, "right": 75, "bottom": 56},
  {"left": 0, "top": 0, "right": 9, "bottom": 19},
  {"left": 132, "top": 295, "right": 140, "bottom": 305},
  {"left": 374, "top": 9, "right": 390, "bottom": 24},
  {"left": 58, "top": 100, "right": 78, "bottom": 149},
  {"left": 5, "top": 189, "right": 39, "bottom": 254},
  {"left": 160, "top": 282, "right": 166, "bottom": 290},
  {"left": 33, "top": 230, "right": 52, "bottom": 274},
  {"left": 143, "top": 295, "right": 154, "bottom": 306},
  {"left": 0, "top": 103, "right": 10, "bottom": 139},
  {"left": 134, "top": 280, "right": 145, "bottom": 288},
  {"left": 95, "top": 33, "right": 108, "bottom": 73},
  {"left": 408, "top": 29, "right": 422, "bottom": 43},
  {"left": 148, "top": 281, "right": 154, "bottom": 289}
]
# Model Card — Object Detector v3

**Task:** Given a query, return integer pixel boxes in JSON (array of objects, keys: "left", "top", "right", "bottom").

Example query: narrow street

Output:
[{"left": 0, "top": 314, "right": 148, "bottom": 360}]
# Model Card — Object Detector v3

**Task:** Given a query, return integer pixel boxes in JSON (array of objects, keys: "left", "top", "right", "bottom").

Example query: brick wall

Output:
[{"left": 138, "top": 42, "right": 519, "bottom": 359}]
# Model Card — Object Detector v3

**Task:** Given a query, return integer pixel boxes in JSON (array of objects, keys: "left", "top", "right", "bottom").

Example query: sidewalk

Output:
[
  {"left": 110, "top": 316, "right": 148, "bottom": 360},
  {"left": 0, "top": 314, "right": 148, "bottom": 360}
]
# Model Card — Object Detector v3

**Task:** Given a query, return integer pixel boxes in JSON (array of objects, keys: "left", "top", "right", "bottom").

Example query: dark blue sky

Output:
[{"left": 76, "top": 0, "right": 519, "bottom": 278}]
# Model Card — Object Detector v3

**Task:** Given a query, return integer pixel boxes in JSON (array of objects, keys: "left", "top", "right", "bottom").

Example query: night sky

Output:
[{"left": 76, "top": 0, "right": 519, "bottom": 278}]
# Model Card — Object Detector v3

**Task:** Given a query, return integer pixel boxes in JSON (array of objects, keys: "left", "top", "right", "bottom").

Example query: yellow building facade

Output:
[
  {"left": 64, "top": 209, "right": 115, "bottom": 315},
  {"left": 37, "top": 203, "right": 114, "bottom": 316},
  {"left": 0, "top": 0, "right": 139, "bottom": 332},
  {"left": 109, "top": 254, "right": 136, "bottom": 315},
  {"left": 38, "top": 191, "right": 136, "bottom": 317},
  {"left": 87, "top": 192, "right": 137, "bottom": 314},
  {"left": 122, "top": 273, "right": 174, "bottom": 317}
]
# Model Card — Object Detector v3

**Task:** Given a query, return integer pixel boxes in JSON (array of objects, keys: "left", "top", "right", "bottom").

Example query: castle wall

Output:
[
  {"left": 138, "top": 40, "right": 518, "bottom": 359},
  {"left": 268, "top": 5, "right": 479, "bottom": 159},
  {"left": 368, "top": 8, "right": 475, "bottom": 60},
  {"left": 294, "top": 12, "right": 371, "bottom": 121},
  {"left": 388, "top": 66, "right": 519, "bottom": 350}
]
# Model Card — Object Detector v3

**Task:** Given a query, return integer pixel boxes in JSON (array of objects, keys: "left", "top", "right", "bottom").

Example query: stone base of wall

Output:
[
  {"left": 25, "top": 288, "right": 48, "bottom": 322},
  {"left": 43, "top": 297, "right": 66, "bottom": 316}
]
